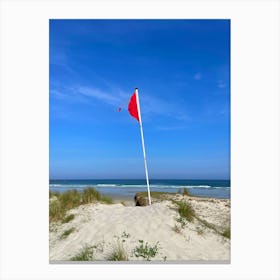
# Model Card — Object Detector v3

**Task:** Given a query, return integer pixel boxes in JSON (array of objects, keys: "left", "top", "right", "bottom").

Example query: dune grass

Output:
[
  {"left": 173, "top": 200, "right": 195, "bottom": 222},
  {"left": 60, "top": 190, "right": 81, "bottom": 209},
  {"left": 49, "top": 187, "right": 113, "bottom": 222},
  {"left": 137, "top": 191, "right": 175, "bottom": 201},
  {"left": 137, "top": 189, "right": 192, "bottom": 202},
  {"left": 81, "top": 187, "right": 101, "bottom": 203},
  {"left": 100, "top": 196, "right": 113, "bottom": 204},
  {"left": 49, "top": 190, "right": 60, "bottom": 198},
  {"left": 62, "top": 214, "right": 75, "bottom": 224},
  {"left": 107, "top": 242, "right": 128, "bottom": 261},
  {"left": 60, "top": 227, "right": 75, "bottom": 239},
  {"left": 49, "top": 200, "right": 65, "bottom": 222},
  {"left": 70, "top": 245, "right": 94, "bottom": 261},
  {"left": 222, "top": 228, "right": 230, "bottom": 239}
]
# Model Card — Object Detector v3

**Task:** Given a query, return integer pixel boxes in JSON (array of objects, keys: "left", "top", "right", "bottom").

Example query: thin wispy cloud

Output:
[
  {"left": 50, "top": 89, "right": 68, "bottom": 100},
  {"left": 77, "top": 86, "right": 122, "bottom": 106},
  {"left": 51, "top": 83, "right": 191, "bottom": 125},
  {"left": 50, "top": 20, "right": 230, "bottom": 179},
  {"left": 140, "top": 94, "right": 190, "bottom": 123}
]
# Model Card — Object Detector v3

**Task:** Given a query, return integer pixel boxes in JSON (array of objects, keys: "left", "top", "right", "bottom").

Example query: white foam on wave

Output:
[
  {"left": 96, "top": 184, "right": 219, "bottom": 189},
  {"left": 96, "top": 184, "right": 119, "bottom": 187},
  {"left": 49, "top": 184, "right": 230, "bottom": 189},
  {"left": 178, "top": 185, "right": 211, "bottom": 189},
  {"left": 49, "top": 184, "right": 86, "bottom": 188},
  {"left": 49, "top": 184, "right": 63, "bottom": 187}
]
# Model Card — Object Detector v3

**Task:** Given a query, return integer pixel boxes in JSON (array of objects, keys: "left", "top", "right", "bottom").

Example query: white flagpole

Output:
[{"left": 135, "top": 88, "right": 152, "bottom": 206}]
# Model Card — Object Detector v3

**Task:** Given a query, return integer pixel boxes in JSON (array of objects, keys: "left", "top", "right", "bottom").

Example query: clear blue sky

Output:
[{"left": 49, "top": 19, "right": 230, "bottom": 180}]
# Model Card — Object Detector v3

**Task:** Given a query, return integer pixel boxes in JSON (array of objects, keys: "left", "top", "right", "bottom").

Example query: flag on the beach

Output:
[
  {"left": 128, "top": 92, "right": 139, "bottom": 121},
  {"left": 127, "top": 88, "right": 151, "bottom": 205}
]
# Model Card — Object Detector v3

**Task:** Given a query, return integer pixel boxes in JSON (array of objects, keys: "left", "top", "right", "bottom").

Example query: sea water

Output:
[{"left": 49, "top": 179, "right": 230, "bottom": 199}]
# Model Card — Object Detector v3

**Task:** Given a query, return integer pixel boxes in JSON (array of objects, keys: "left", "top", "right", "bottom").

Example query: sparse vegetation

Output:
[
  {"left": 49, "top": 187, "right": 113, "bottom": 222},
  {"left": 107, "top": 241, "right": 128, "bottom": 261},
  {"left": 62, "top": 214, "right": 75, "bottom": 224},
  {"left": 100, "top": 196, "right": 113, "bottom": 204},
  {"left": 196, "top": 217, "right": 219, "bottom": 233},
  {"left": 196, "top": 226, "right": 205, "bottom": 235},
  {"left": 177, "top": 188, "right": 192, "bottom": 196},
  {"left": 60, "top": 227, "right": 75, "bottom": 239},
  {"left": 70, "top": 244, "right": 94, "bottom": 261},
  {"left": 133, "top": 240, "right": 160, "bottom": 261},
  {"left": 222, "top": 228, "right": 230, "bottom": 239},
  {"left": 137, "top": 191, "right": 176, "bottom": 201},
  {"left": 107, "top": 232, "right": 130, "bottom": 261},
  {"left": 60, "top": 189, "right": 81, "bottom": 210},
  {"left": 195, "top": 216, "right": 230, "bottom": 239},
  {"left": 81, "top": 187, "right": 101, "bottom": 203},
  {"left": 49, "top": 199, "right": 65, "bottom": 222},
  {"left": 121, "top": 231, "right": 130, "bottom": 240},
  {"left": 175, "top": 216, "right": 188, "bottom": 228},
  {"left": 49, "top": 190, "right": 60, "bottom": 198},
  {"left": 173, "top": 200, "right": 195, "bottom": 222}
]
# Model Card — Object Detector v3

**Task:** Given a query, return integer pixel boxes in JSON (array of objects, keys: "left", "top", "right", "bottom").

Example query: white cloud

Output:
[
  {"left": 51, "top": 83, "right": 191, "bottom": 125},
  {"left": 50, "top": 89, "right": 68, "bottom": 100},
  {"left": 77, "top": 86, "right": 122, "bottom": 106}
]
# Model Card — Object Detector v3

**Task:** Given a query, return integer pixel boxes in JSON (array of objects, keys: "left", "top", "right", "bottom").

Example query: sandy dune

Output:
[{"left": 49, "top": 195, "right": 230, "bottom": 262}]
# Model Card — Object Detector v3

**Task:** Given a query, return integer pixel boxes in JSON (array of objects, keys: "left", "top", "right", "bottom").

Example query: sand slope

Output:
[{"left": 49, "top": 196, "right": 230, "bottom": 262}]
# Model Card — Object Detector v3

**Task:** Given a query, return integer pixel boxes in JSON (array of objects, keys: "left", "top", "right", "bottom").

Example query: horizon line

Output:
[{"left": 49, "top": 178, "right": 230, "bottom": 181}]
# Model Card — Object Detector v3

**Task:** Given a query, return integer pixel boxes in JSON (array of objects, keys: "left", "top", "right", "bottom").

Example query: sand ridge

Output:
[{"left": 49, "top": 196, "right": 230, "bottom": 262}]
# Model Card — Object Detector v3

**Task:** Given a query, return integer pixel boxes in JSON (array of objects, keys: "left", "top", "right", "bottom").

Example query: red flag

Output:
[{"left": 128, "top": 92, "right": 139, "bottom": 121}]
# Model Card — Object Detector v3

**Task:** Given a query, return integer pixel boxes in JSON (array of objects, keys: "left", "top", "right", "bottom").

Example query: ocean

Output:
[{"left": 49, "top": 179, "right": 230, "bottom": 200}]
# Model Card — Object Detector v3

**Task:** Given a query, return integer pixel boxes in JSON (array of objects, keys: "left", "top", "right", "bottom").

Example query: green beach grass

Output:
[{"left": 49, "top": 187, "right": 113, "bottom": 222}]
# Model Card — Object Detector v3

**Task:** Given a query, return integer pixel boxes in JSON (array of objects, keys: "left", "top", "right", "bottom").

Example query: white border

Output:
[{"left": 0, "top": 0, "right": 279, "bottom": 279}]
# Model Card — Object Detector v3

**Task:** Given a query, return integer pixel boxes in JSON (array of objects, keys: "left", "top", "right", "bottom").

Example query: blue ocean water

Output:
[{"left": 49, "top": 179, "right": 230, "bottom": 199}]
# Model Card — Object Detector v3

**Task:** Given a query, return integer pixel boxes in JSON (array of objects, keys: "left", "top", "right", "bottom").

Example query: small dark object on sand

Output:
[{"left": 134, "top": 193, "right": 148, "bottom": 206}]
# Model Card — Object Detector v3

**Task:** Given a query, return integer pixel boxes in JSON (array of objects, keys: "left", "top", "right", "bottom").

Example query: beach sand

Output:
[{"left": 49, "top": 194, "right": 230, "bottom": 262}]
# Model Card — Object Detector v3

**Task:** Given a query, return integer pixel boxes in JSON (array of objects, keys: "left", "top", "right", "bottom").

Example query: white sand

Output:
[{"left": 49, "top": 195, "right": 230, "bottom": 262}]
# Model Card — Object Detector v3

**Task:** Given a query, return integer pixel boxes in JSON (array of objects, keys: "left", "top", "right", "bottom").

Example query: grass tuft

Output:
[
  {"left": 49, "top": 200, "right": 65, "bottom": 222},
  {"left": 70, "top": 245, "right": 94, "bottom": 261},
  {"left": 60, "top": 227, "right": 75, "bottom": 239},
  {"left": 62, "top": 214, "right": 75, "bottom": 223},
  {"left": 60, "top": 190, "right": 81, "bottom": 210},
  {"left": 174, "top": 200, "right": 195, "bottom": 222},
  {"left": 222, "top": 228, "right": 230, "bottom": 239},
  {"left": 81, "top": 187, "right": 101, "bottom": 204},
  {"left": 107, "top": 242, "right": 128, "bottom": 261}
]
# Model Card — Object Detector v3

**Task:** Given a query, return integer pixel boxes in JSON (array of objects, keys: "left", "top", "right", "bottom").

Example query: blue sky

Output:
[{"left": 49, "top": 19, "right": 230, "bottom": 179}]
